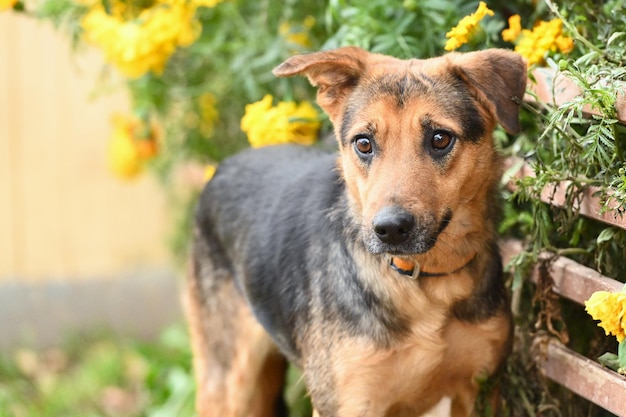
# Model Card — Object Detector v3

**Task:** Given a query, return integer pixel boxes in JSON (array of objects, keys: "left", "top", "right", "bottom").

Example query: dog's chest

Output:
[
  {"left": 312, "top": 269, "right": 499, "bottom": 416},
  {"left": 322, "top": 314, "right": 506, "bottom": 417},
  {"left": 325, "top": 324, "right": 452, "bottom": 416}
]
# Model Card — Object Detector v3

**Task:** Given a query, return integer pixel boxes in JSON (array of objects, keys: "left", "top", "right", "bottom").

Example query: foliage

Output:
[{"left": 506, "top": 0, "right": 626, "bottom": 280}]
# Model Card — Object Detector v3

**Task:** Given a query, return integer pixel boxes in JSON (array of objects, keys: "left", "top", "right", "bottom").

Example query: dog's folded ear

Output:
[
  {"left": 450, "top": 49, "right": 528, "bottom": 134},
  {"left": 273, "top": 46, "right": 368, "bottom": 121}
]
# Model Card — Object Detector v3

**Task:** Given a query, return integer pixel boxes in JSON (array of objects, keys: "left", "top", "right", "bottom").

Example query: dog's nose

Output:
[{"left": 372, "top": 206, "right": 415, "bottom": 245}]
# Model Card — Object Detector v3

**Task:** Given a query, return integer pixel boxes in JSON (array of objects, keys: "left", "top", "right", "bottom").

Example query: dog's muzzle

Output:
[{"left": 365, "top": 205, "right": 450, "bottom": 255}]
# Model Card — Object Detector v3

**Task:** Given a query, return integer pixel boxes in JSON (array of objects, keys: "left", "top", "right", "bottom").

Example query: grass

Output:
[
  {"left": 0, "top": 324, "right": 312, "bottom": 417},
  {"left": 0, "top": 325, "right": 196, "bottom": 417}
]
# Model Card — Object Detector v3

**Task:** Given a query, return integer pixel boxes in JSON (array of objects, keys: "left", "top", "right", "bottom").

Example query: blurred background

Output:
[
  {"left": 1, "top": 0, "right": 625, "bottom": 416},
  {"left": 0, "top": 11, "right": 177, "bottom": 350}
]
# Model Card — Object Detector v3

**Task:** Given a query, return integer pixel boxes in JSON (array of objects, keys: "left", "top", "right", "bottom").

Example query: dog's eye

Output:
[
  {"left": 354, "top": 136, "right": 373, "bottom": 156},
  {"left": 430, "top": 131, "right": 455, "bottom": 152}
]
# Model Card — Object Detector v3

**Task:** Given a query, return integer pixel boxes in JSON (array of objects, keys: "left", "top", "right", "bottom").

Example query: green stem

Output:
[
  {"left": 556, "top": 247, "right": 590, "bottom": 257},
  {"left": 613, "top": 122, "right": 624, "bottom": 164}
]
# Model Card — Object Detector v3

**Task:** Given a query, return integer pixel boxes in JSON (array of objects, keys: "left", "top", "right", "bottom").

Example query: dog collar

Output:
[{"left": 390, "top": 252, "right": 477, "bottom": 280}]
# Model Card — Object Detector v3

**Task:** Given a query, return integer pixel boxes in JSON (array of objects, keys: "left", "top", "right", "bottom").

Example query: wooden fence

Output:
[
  {"left": 0, "top": 13, "right": 180, "bottom": 348},
  {"left": 0, "top": 13, "right": 170, "bottom": 282},
  {"left": 502, "top": 69, "right": 626, "bottom": 416}
]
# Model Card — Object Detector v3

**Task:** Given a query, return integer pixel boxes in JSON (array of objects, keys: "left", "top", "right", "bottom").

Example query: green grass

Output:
[
  {"left": 0, "top": 324, "right": 312, "bottom": 417},
  {"left": 0, "top": 325, "right": 196, "bottom": 417}
]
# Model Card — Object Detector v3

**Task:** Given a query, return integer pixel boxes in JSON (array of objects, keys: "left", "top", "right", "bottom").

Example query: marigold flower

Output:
[
  {"left": 501, "top": 14, "right": 522, "bottom": 42},
  {"left": 280, "top": 16, "right": 316, "bottom": 49},
  {"left": 444, "top": 1, "right": 494, "bottom": 51},
  {"left": 193, "top": 0, "right": 223, "bottom": 7},
  {"left": 585, "top": 291, "right": 626, "bottom": 343},
  {"left": 240, "top": 95, "right": 321, "bottom": 148},
  {"left": 555, "top": 34, "right": 574, "bottom": 54},
  {"left": 0, "top": 0, "right": 17, "bottom": 10},
  {"left": 506, "top": 18, "right": 574, "bottom": 66},
  {"left": 203, "top": 165, "right": 217, "bottom": 183},
  {"left": 81, "top": 0, "right": 202, "bottom": 78},
  {"left": 107, "top": 114, "right": 160, "bottom": 179},
  {"left": 198, "top": 93, "right": 219, "bottom": 137},
  {"left": 107, "top": 116, "right": 143, "bottom": 179}
]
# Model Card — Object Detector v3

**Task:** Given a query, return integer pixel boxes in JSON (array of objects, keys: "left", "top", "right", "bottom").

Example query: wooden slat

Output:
[
  {"left": 0, "top": 14, "right": 17, "bottom": 274},
  {"left": 546, "top": 255, "right": 624, "bottom": 304},
  {"left": 527, "top": 67, "right": 626, "bottom": 124},
  {"left": 0, "top": 14, "right": 171, "bottom": 281},
  {"left": 537, "top": 339, "right": 626, "bottom": 417},
  {"left": 501, "top": 240, "right": 623, "bottom": 305},
  {"left": 504, "top": 158, "right": 626, "bottom": 230}
]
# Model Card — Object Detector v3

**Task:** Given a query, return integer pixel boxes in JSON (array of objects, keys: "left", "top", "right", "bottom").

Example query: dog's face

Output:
[{"left": 274, "top": 47, "right": 526, "bottom": 256}]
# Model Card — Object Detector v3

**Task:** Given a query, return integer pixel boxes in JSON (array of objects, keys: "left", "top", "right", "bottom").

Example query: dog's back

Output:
[{"left": 194, "top": 145, "right": 346, "bottom": 362}]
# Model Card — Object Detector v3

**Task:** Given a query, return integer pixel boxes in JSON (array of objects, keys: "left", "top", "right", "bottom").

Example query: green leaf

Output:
[
  {"left": 619, "top": 340, "right": 626, "bottom": 370},
  {"left": 597, "top": 352, "right": 621, "bottom": 371},
  {"left": 596, "top": 227, "right": 616, "bottom": 244}
]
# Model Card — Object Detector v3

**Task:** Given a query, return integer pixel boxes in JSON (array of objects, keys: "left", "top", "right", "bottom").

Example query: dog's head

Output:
[{"left": 274, "top": 47, "right": 526, "bottom": 257}]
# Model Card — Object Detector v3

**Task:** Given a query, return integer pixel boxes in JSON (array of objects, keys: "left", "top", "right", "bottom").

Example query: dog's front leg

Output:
[
  {"left": 185, "top": 257, "right": 288, "bottom": 417},
  {"left": 450, "top": 391, "right": 476, "bottom": 417}
]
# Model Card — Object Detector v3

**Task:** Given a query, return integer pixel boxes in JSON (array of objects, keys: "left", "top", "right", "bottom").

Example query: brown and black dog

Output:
[{"left": 186, "top": 46, "right": 527, "bottom": 417}]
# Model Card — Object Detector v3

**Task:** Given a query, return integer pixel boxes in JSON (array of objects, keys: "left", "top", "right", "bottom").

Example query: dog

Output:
[{"left": 186, "top": 46, "right": 527, "bottom": 417}]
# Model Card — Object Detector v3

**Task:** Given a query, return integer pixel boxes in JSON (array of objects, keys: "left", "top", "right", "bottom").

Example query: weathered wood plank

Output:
[
  {"left": 0, "top": 14, "right": 171, "bottom": 281},
  {"left": 537, "top": 339, "right": 626, "bottom": 417},
  {"left": 546, "top": 254, "right": 624, "bottom": 304},
  {"left": 501, "top": 239, "right": 623, "bottom": 305},
  {"left": 504, "top": 158, "right": 626, "bottom": 230},
  {"left": 527, "top": 67, "right": 626, "bottom": 124}
]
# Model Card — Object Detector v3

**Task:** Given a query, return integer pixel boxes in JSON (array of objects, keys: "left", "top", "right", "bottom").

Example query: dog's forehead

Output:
[
  {"left": 365, "top": 54, "right": 449, "bottom": 76},
  {"left": 355, "top": 55, "right": 466, "bottom": 105},
  {"left": 340, "top": 55, "right": 487, "bottom": 144}
]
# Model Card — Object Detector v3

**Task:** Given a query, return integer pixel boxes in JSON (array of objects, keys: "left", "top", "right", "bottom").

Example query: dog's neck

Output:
[{"left": 390, "top": 250, "right": 477, "bottom": 280}]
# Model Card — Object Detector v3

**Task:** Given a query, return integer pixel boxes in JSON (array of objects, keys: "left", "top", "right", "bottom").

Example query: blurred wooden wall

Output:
[{"left": 0, "top": 13, "right": 171, "bottom": 283}]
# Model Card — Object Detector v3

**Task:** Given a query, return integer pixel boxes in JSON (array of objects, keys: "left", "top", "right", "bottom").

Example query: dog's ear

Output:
[
  {"left": 273, "top": 46, "right": 368, "bottom": 121},
  {"left": 450, "top": 49, "right": 527, "bottom": 134}
]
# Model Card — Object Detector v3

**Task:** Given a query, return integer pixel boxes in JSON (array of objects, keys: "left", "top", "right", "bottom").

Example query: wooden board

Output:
[
  {"left": 537, "top": 340, "right": 626, "bottom": 417},
  {"left": 504, "top": 158, "right": 626, "bottom": 230}
]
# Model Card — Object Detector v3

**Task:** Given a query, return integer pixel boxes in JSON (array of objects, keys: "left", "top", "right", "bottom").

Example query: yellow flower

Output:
[
  {"left": 585, "top": 291, "right": 626, "bottom": 343},
  {"left": 198, "top": 93, "right": 219, "bottom": 137},
  {"left": 107, "top": 115, "right": 143, "bottom": 179},
  {"left": 0, "top": 0, "right": 17, "bottom": 11},
  {"left": 107, "top": 114, "right": 160, "bottom": 179},
  {"left": 501, "top": 14, "right": 522, "bottom": 42},
  {"left": 203, "top": 165, "right": 217, "bottom": 182},
  {"left": 240, "top": 95, "right": 321, "bottom": 148},
  {"left": 81, "top": 0, "right": 201, "bottom": 78},
  {"left": 507, "top": 18, "right": 574, "bottom": 66},
  {"left": 280, "top": 16, "right": 315, "bottom": 49},
  {"left": 444, "top": 2, "right": 494, "bottom": 51},
  {"left": 555, "top": 34, "right": 574, "bottom": 54},
  {"left": 193, "top": 0, "right": 223, "bottom": 8}
]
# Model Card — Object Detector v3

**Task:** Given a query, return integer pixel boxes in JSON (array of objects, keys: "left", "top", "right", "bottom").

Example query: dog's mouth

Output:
[{"left": 363, "top": 207, "right": 452, "bottom": 256}]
